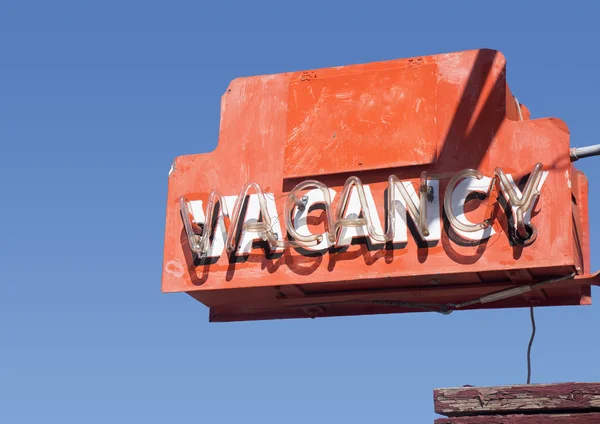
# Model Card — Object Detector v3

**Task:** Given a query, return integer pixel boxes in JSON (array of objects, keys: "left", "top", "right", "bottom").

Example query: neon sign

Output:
[
  {"left": 180, "top": 163, "right": 547, "bottom": 260},
  {"left": 162, "top": 49, "right": 597, "bottom": 322}
]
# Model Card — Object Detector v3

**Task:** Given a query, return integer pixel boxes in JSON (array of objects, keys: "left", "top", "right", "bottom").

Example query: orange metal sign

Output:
[{"left": 162, "top": 49, "right": 596, "bottom": 322}]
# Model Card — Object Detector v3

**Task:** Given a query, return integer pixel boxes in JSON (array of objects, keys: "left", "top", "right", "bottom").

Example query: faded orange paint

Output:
[{"left": 162, "top": 49, "right": 595, "bottom": 322}]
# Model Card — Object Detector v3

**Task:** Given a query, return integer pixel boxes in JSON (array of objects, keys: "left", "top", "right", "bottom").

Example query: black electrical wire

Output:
[
  {"left": 289, "top": 273, "right": 576, "bottom": 317},
  {"left": 527, "top": 306, "right": 536, "bottom": 384},
  {"left": 292, "top": 299, "right": 452, "bottom": 315}
]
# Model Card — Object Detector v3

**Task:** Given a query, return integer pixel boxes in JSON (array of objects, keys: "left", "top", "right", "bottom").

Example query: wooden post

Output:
[{"left": 434, "top": 382, "right": 600, "bottom": 423}]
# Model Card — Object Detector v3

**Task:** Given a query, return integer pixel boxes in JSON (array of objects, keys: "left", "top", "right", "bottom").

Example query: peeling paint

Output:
[
  {"left": 165, "top": 259, "right": 184, "bottom": 278},
  {"left": 438, "top": 52, "right": 472, "bottom": 84}
]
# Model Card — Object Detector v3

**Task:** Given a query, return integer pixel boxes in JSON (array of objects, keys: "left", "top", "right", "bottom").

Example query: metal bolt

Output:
[
  {"left": 296, "top": 195, "right": 309, "bottom": 212},
  {"left": 427, "top": 185, "right": 434, "bottom": 202}
]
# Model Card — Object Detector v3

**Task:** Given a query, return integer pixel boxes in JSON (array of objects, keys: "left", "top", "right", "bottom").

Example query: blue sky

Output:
[{"left": 1, "top": 1, "right": 599, "bottom": 423}]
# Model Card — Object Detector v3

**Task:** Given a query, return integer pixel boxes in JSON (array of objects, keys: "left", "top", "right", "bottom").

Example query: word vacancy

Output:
[{"left": 180, "top": 164, "right": 547, "bottom": 259}]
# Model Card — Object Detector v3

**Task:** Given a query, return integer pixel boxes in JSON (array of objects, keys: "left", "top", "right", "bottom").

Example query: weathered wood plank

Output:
[
  {"left": 435, "top": 412, "right": 600, "bottom": 424},
  {"left": 434, "top": 383, "right": 600, "bottom": 417}
]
